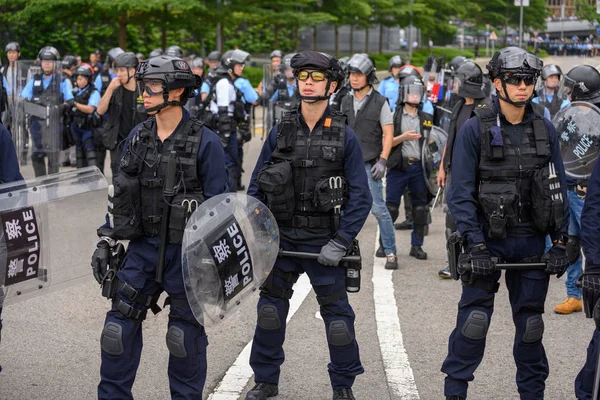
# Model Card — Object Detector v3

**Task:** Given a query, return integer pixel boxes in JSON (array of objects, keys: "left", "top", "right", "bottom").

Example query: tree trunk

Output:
[
  {"left": 379, "top": 24, "right": 383, "bottom": 54},
  {"left": 118, "top": 10, "right": 127, "bottom": 50},
  {"left": 365, "top": 25, "right": 369, "bottom": 53},
  {"left": 350, "top": 24, "right": 354, "bottom": 54},
  {"left": 335, "top": 25, "right": 339, "bottom": 58},
  {"left": 313, "top": 25, "right": 318, "bottom": 51},
  {"left": 274, "top": 25, "right": 280, "bottom": 49},
  {"left": 161, "top": 5, "right": 168, "bottom": 50}
]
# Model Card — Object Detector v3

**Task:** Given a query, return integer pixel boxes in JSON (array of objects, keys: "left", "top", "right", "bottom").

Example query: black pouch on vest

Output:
[
  {"left": 313, "top": 176, "right": 349, "bottom": 212},
  {"left": 257, "top": 160, "right": 295, "bottom": 220},
  {"left": 531, "top": 166, "right": 555, "bottom": 233},
  {"left": 276, "top": 129, "right": 295, "bottom": 153},
  {"left": 111, "top": 173, "right": 143, "bottom": 240},
  {"left": 168, "top": 192, "right": 205, "bottom": 244},
  {"left": 478, "top": 182, "right": 520, "bottom": 239}
]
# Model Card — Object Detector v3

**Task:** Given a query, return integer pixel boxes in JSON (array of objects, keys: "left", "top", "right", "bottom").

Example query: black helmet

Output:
[
  {"left": 541, "top": 64, "right": 562, "bottom": 80},
  {"left": 347, "top": 53, "right": 378, "bottom": 85},
  {"left": 398, "top": 75, "right": 425, "bottom": 106},
  {"left": 135, "top": 55, "right": 202, "bottom": 113},
  {"left": 221, "top": 49, "right": 250, "bottom": 71},
  {"left": 114, "top": 52, "right": 139, "bottom": 69},
  {"left": 208, "top": 51, "right": 221, "bottom": 61},
  {"left": 106, "top": 47, "right": 125, "bottom": 66},
  {"left": 566, "top": 65, "right": 600, "bottom": 104},
  {"left": 280, "top": 53, "right": 296, "bottom": 72},
  {"left": 61, "top": 55, "right": 78, "bottom": 70},
  {"left": 191, "top": 57, "right": 205, "bottom": 69},
  {"left": 166, "top": 45, "right": 184, "bottom": 58},
  {"left": 149, "top": 48, "right": 163, "bottom": 58},
  {"left": 291, "top": 51, "right": 344, "bottom": 101},
  {"left": 38, "top": 46, "right": 60, "bottom": 61},
  {"left": 486, "top": 47, "right": 543, "bottom": 79},
  {"left": 338, "top": 56, "right": 349, "bottom": 72},
  {"left": 5, "top": 42, "right": 19, "bottom": 52},
  {"left": 388, "top": 55, "right": 405, "bottom": 71},
  {"left": 454, "top": 61, "right": 485, "bottom": 99},
  {"left": 448, "top": 56, "right": 469, "bottom": 73},
  {"left": 396, "top": 64, "right": 422, "bottom": 80},
  {"left": 270, "top": 50, "right": 284, "bottom": 59},
  {"left": 74, "top": 63, "right": 94, "bottom": 78}
]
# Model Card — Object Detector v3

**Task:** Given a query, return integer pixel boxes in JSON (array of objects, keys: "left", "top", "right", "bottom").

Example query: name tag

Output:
[{"left": 34, "top": 80, "right": 41, "bottom": 87}]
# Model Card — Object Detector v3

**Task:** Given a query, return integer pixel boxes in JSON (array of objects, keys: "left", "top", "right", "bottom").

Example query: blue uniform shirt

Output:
[
  {"left": 422, "top": 99, "right": 434, "bottom": 115},
  {"left": 581, "top": 159, "right": 600, "bottom": 268},
  {"left": 234, "top": 77, "right": 258, "bottom": 104},
  {"left": 2, "top": 76, "right": 9, "bottom": 96},
  {"left": 448, "top": 97, "right": 569, "bottom": 247},
  {"left": 269, "top": 81, "right": 297, "bottom": 103},
  {"left": 75, "top": 85, "right": 101, "bottom": 108},
  {"left": 200, "top": 81, "right": 211, "bottom": 95},
  {"left": 248, "top": 106, "right": 373, "bottom": 246},
  {"left": 94, "top": 70, "right": 117, "bottom": 93},
  {"left": 20, "top": 74, "right": 73, "bottom": 101},
  {"left": 0, "top": 124, "right": 23, "bottom": 183},
  {"left": 377, "top": 76, "right": 399, "bottom": 111}
]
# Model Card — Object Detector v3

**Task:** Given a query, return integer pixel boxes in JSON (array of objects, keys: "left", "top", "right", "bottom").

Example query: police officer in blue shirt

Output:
[
  {"left": 0, "top": 122, "right": 24, "bottom": 373},
  {"left": 531, "top": 64, "right": 570, "bottom": 120},
  {"left": 245, "top": 50, "right": 372, "bottom": 400},
  {"left": 441, "top": 47, "right": 569, "bottom": 400},
  {"left": 95, "top": 47, "right": 124, "bottom": 96},
  {"left": 377, "top": 55, "right": 404, "bottom": 109},
  {"left": 68, "top": 63, "right": 101, "bottom": 168},
  {"left": 91, "top": 55, "right": 228, "bottom": 399},
  {"left": 20, "top": 46, "right": 73, "bottom": 177}
]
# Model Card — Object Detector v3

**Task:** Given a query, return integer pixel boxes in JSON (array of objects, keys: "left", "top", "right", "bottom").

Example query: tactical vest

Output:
[
  {"left": 387, "top": 107, "right": 434, "bottom": 170},
  {"left": 100, "top": 70, "right": 111, "bottom": 96},
  {"left": 341, "top": 90, "right": 386, "bottom": 162},
  {"left": 114, "top": 117, "right": 206, "bottom": 243},
  {"left": 330, "top": 85, "right": 350, "bottom": 112},
  {"left": 275, "top": 80, "right": 299, "bottom": 110},
  {"left": 474, "top": 105, "right": 553, "bottom": 238},
  {"left": 72, "top": 86, "right": 96, "bottom": 129},
  {"left": 538, "top": 91, "right": 562, "bottom": 119},
  {"left": 32, "top": 73, "right": 63, "bottom": 106},
  {"left": 259, "top": 110, "right": 347, "bottom": 231},
  {"left": 103, "top": 86, "right": 147, "bottom": 149}
]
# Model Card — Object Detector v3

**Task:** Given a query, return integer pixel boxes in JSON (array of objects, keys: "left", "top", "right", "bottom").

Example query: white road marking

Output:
[
  {"left": 208, "top": 273, "right": 313, "bottom": 400},
  {"left": 372, "top": 228, "right": 420, "bottom": 399}
]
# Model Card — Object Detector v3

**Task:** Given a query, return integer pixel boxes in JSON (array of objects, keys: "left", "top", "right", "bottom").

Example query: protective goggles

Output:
[
  {"left": 140, "top": 79, "right": 164, "bottom": 96},
  {"left": 297, "top": 70, "right": 327, "bottom": 82},
  {"left": 501, "top": 73, "right": 536, "bottom": 86},
  {"left": 501, "top": 53, "right": 543, "bottom": 71}
]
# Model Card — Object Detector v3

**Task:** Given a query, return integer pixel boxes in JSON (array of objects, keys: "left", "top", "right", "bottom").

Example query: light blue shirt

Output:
[
  {"left": 377, "top": 76, "right": 399, "bottom": 111},
  {"left": 422, "top": 99, "right": 434, "bottom": 115},
  {"left": 2, "top": 76, "right": 9, "bottom": 96},
  {"left": 75, "top": 86, "right": 101, "bottom": 108},
  {"left": 94, "top": 70, "right": 117, "bottom": 93},
  {"left": 270, "top": 81, "right": 297, "bottom": 102},
  {"left": 234, "top": 77, "right": 258, "bottom": 104},
  {"left": 200, "top": 81, "right": 210, "bottom": 95},
  {"left": 20, "top": 75, "right": 73, "bottom": 101},
  {"left": 531, "top": 94, "right": 570, "bottom": 112}
]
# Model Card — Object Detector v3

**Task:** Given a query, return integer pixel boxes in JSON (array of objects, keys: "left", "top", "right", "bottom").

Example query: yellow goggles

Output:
[{"left": 297, "top": 70, "right": 327, "bottom": 82}]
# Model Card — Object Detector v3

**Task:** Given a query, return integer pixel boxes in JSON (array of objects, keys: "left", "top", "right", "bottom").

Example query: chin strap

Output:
[
  {"left": 299, "top": 76, "right": 334, "bottom": 103},
  {"left": 144, "top": 84, "right": 186, "bottom": 113},
  {"left": 498, "top": 80, "right": 532, "bottom": 108}
]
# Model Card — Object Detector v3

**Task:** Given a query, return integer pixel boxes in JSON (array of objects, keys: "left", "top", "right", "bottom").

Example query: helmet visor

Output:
[
  {"left": 558, "top": 75, "right": 576, "bottom": 100},
  {"left": 501, "top": 53, "right": 543, "bottom": 71},
  {"left": 400, "top": 83, "right": 425, "bottom": 104}
]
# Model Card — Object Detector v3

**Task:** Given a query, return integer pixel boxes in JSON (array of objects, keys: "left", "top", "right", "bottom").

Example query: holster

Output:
[
  {"left": 101, "top": 243, "right": 126, "bottom": 300},
  {"left": 446, "top": 231, "right": 465, "bottom": 281}
]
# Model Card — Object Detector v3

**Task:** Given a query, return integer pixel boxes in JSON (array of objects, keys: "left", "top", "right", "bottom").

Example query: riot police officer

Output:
[
  {"left": 149, "top": 48, "right": 163, "bottom": 58},
  {"left": 20, "top": 46, "right": 74, "bottom": 177},
  {"left": 341, "top": 53, "right": 397, "bottom": 269},
  {"left": 91, "top": 55, "right": 228, "bottom": 399},
  {"left": 165, "top": 45, "right": 184, "bottom": 58},
  {"left": 437, "top": 61, "right": 491, "bottom": 278},
  {"left": 207, "top": 50, "right": 221, "bottom": 72},
  {"left": 532, "top": 64, "right": 570, "bottom": 120},
  {"left": 95, "top": 47, "right": 124, "bottom": 96},
  {"left": 441, "top": 47, "right": 569, "bottom": 400},
  {"left": 269, "top": 53, "right": 300, "bottom": 119},
  {"left": 377, "top": 55, "right": 405, "bottom": 110},
  {"left": 329, "top": 56, "right": 350, "bottom": 112},
  {"left": 246, "top": 50, "right": 372, "bottom": 400},
  {"left": 96, "top": 52, "right": 147, "bottom": 177}
]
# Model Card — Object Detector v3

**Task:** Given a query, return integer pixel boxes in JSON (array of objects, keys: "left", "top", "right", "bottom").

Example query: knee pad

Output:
[
  {"left": 386, "top": 203, "right": 399, "bottom": 223},
  {"left": 523, "top": 315, "right": 544, "bottom": 343},
  {"left": 101, "top": 321, "right": 124, "bottom": 356},
  {"left": 327, "top": 320, "right": 353, "bottom": 347},
  {"left": 413, "top": 205, "right": 429, "bottom": 226},
  {"left": 566, "top": 235, "right": 581, "bottom": 264},
  {"left": 166, "top": 326, "right": 187, "bottom": 358},
  {"left": 257, "top": 304, "right": 281, "bottom": 331},
  {"left": 461, "top": 310, "right": 489, "bottom": 340}
]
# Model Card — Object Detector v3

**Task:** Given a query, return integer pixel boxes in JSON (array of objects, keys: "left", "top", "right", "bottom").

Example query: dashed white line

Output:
[
  {"left": 208, "top": 273, "right": 313, "bottom": 400},
  {"left": 372, "top": 228, "right": 420, "bottom": 399}
]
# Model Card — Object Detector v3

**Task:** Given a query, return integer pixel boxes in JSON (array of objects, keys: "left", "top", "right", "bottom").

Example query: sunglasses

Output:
[
  {"left": 501, "top": 73, "right": 536, "bottom": 86},
  {"left": 297, "top": 70, "right": 327, "bottom": 82}
]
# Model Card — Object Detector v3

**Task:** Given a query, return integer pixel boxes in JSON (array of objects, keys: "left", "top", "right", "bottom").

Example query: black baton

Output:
[
  {"left": 156, "top": 151, "right": 178, "bottom": 283},
  {"left": 279, "top": 249, "right": 361, "bottom": 263}
]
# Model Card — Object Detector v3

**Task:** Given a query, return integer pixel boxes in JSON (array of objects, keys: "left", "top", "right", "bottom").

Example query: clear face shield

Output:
[
  {"left": 400, "top": 83, "right": 425, "bottom": 105},
  {"left": 557, "top": 75, "right": 576, "bottom": 101}
]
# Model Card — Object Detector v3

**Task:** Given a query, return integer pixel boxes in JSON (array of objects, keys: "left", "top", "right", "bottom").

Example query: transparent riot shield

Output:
[
  {"left": 5, "top": 61, "right": 30, "bottom": 164},
  {"left": 435, "top": 106, "right": 453, "bottom": 134},
  {"left": 261, "top": 64, "right": 275, "bottom": 137},
  {"left": 15, "top": 60, "right": 65, "bottom": 177},
  {"left": 0, "top": 166, "right": 108, "bottom": 307},
  {"left": 552, "top": 101, "right": 600, "bottom": 179},
  {"left": 422, "top": 126, "right": 448, "bottom": 196},
  {"left": 182, "top": 193, "right": 279, "bottom": 327}
]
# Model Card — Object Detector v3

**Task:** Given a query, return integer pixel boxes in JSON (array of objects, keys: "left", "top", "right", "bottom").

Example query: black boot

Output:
[
  {"left": 31, "top": 154, "right": 47, "bottom": 177},
  {"left": 409, "top": 245, "right": 428, "bottom": 260},
  {"left": 394, "top": 219, "right": 413, "bottom": 230},
  {"left": 333, "top": 388, "right": 355, "bottom": 400},
  {"left": 446, "top": 396, "right": 465, "bottom": 400},
  {"left": 245, "top": 382, "right": 278, "bottom": 400},
  {"left": 376, "top": 236, "right": 385, "bottom": 258}
]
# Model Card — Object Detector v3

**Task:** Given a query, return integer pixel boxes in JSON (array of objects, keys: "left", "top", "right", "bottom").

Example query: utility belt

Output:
[
  {"left": 405, "top": 157, "right": 421, "bottom": 166},
  {"left": 72, "top": 114, "right": 92, "bottom": 130}
]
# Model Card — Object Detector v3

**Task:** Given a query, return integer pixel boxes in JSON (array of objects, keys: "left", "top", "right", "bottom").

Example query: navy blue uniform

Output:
[
  {"left": 575, "top": 157, "right": 600, "bottom": 400},
  {"left": 0, "top": 123, "right": 24, "bottom": 372},
  {"left": 442, "top": 99, "right": 568, "bottom": 400},
  {"left": 247, "top": 108, "right": 372, "bottom": 389},
  {"left": 98, "top": 109, "right": 228, "bottom": 400}
]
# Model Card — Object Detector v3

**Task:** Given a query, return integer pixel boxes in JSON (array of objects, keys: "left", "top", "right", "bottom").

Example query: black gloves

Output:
[
  {"left": 582, "top": 271, "right": 600, "bottom": 330},
  {"left": 462, "top": 245, "right": 496, "bottom": 277},
  {"left": 91, "top": 237, "right": 122, "bottom": 284},
  {"left": 541, "top": 241, "right": 569, "bottom": 277}
]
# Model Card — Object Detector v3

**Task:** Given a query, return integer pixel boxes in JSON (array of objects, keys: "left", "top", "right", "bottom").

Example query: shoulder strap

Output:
[{"left": 531, "top": 115, "right": 549, "bottom": 157}]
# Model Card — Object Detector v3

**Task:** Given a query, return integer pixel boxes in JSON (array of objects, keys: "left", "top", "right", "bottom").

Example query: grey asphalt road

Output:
[{"left": 0, "top": 56, "right": 596, "bottom": 400}]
